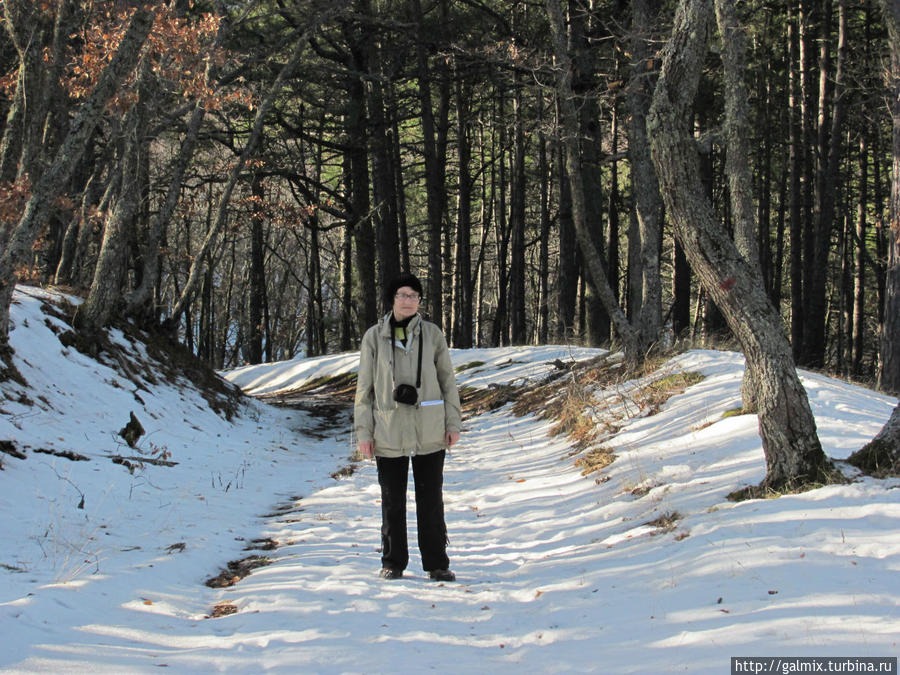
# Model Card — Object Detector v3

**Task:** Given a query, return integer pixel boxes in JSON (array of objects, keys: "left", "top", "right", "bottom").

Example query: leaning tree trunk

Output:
[
  {"left": 715, "top": 0, "right": 763, "bottom": 413},
  {"left": 648, "top": 0, "right": 830, "bottom": 494},
  {"left": 167, "top": 35, "right": 309, "bottom": 330}
]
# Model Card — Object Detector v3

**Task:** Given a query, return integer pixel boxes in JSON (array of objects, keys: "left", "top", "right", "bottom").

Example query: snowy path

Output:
[{"left": 3, "top": 322, "right": 898, "bottom": 673}]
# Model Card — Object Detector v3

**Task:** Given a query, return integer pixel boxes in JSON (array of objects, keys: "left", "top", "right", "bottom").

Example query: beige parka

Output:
[{"left": 354, "top": 313, "right": 462, "bottom": 458}]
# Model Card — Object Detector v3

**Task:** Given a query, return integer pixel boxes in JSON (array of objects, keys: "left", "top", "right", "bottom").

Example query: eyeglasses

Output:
[{"left": 395, "top": 292, "right": 420, "bottom": 301}]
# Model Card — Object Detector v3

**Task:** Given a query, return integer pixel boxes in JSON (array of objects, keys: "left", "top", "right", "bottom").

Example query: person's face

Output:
[{"left": 392, "top": 286, "right": 420, "bottom": 320}]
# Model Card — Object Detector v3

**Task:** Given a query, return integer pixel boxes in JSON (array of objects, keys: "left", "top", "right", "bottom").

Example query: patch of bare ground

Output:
[
  {"left": 643, "top": 511, "right": 682, "bottom": 534},
  {"left": 205, "top": 555, "right": 273, "bottom": 588},
  {"left": 575, "top": 447, "right": 617, "bottom": 479},
  {"left": 208, "top": 603, "right": 238, "bottom": 619}
]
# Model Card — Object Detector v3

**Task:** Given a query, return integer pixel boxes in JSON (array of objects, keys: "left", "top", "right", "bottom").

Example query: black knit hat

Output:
[{"left": 385, "top": 272, "right": 423, "bottom": 306}]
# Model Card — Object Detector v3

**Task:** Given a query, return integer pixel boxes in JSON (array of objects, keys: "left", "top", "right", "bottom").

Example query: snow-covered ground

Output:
[{"left": 1, "top": 286, "right": 898, "bottom": 673}]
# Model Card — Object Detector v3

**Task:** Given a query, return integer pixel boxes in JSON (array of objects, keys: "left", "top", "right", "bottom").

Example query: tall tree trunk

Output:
[
  {"left": 391, "top": 88, "right": 411, "bottom": 273},
  {"left": 672, "top": 240, "right": 691, "bottom": 338},
  {"left": 538, "top": 99, "right": 552, "bottom": 345},
  {"left": 788, "top": 4, "right": 805, "bottom": 361},
  {"left": 876, "top": 0, "right": 900, "bottom": 394},
  {"left": 347, "top": 77, "right": 376, "bottom": 329},
  {"left": 365, "top": 19, "right": 400, "bottom": 291},
  {"left": 452, "top": 75, "right": 474, "bottom": 349},
  {"left": 649, "top": 0, "right": 829, "bottom": 493},
  {"left": 545, "top": 0, "right": 640, "bottom": 358},
  {"left": 607, "top": 94, "right": 621, "bottom": 336},
  {"left": 804, "top": 0, "right": 847, "bottom": 369},
  {"left": 339, "top": 221, "right": 354, "bottom": 350},
  {"left": 509, "top": 75, "right": 527, "bottom": 345},
  {"left": 306, "top": 212, "right": 324, "bottom": 357},
  {"left": 413, "top": 0, "right": 449, "bottom": 327},
  {"left": 798, "top": 0, "right": 818, "bottom": 363},
  {"left": 246, "top": 173, "right": 267, "bottom": 364},
  {"left": 491, "top": 94, "right": 510, "bottom": 347},
  {"left": 556, "top": 143, "right": 578, "bottom": 341},
  {"left": 853, "top": 132, "right": 869, "bottom": 375},
  {"left": 571, "top": 0, "right": 610, "bottom": 347},
  {"left": 629, "top": 0, "right": 665, "bottom": 353}
]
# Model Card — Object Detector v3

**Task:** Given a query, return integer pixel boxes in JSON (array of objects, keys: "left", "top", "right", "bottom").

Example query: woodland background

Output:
[{"left": 2, "top": 0, "right": 900, "bottom": 397}]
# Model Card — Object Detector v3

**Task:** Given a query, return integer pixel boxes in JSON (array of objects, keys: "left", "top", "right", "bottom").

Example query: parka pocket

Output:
[{"left": 418, "top": 402, "right": 447, "bottom": 447}]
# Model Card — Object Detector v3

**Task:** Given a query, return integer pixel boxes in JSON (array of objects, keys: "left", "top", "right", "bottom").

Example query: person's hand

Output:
[
  {"left": 445, "top": 431, "right": 460, "bottom": 448},
  {"left": 358, "top": 440, "right": 374, "bottom": 459}
]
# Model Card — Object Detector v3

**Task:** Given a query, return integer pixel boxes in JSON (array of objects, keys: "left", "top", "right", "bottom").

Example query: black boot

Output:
[{"left": 428, "top": 569, "right": 456, "bottom": 582}]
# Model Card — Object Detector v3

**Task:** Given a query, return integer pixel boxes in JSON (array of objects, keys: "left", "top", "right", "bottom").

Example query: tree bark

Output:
[
  {"left": 788, "top": 4, "right": 805, "bottom": 361},
  {"left": 538, "top": 98, "right": 552, "bottom": 345},
  {"left": 571, "top": 1, "right": 610, "bottom": 347},
  {"left": 125, "top": 100, "right": 206, "bottom": 321},
  {"left": 714, "top": 0, "right": 762, "bottom": 412},
  {"left": 648, "top": 0, "right": 830, "bottom": 493},
  {"left": 509, "top": 75, "right": 527, "bottom": 345},
  {"left": 363, "top": 11, "right": 400, "bottom": 291},
  {"left": 246, "top": 173, "right": 267, "bottom": 364},
  {"left": 452, "top": 75, "right": 474, "bottom": 349},
  {"left": 847, "top": 401, "right": 900, "bottom": 477},
  {"left": 556, "top": 143, "right": 578, "bottom": 341},
  {"left": 803, "top": 0, "right": 847, "bottom": 369},
  {"left": 628, "top": 0, "right": 665, "bottom": 353}
]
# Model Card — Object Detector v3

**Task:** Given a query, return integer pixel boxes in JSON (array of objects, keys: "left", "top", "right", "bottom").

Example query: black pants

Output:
[{"left": 376, "top": 450, "right": 449, "bottom": 573}]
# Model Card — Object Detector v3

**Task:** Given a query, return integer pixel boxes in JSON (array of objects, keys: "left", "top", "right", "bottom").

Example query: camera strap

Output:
[
  {"left": 390, "top": 321, "right": 424, "bottom": 389},
  {"left": 415, "top": 328, "right": 423, "bottom": 388}
]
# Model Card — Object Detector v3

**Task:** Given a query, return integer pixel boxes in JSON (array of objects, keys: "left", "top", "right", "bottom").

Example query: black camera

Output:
[{"left": 393, "top": 384, "right": 418, "bottom": 405}]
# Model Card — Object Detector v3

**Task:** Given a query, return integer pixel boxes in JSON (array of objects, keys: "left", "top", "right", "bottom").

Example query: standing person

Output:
[{"left": 354, "top": 272, "right": 462, "bottom": 581}]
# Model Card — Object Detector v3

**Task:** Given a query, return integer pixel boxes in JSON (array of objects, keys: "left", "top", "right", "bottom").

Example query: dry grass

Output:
[
  {"left": 574, "top": 446, "right": 617, "bottom": 476},
  {"left": 506, "top": 353, "right": 704, "bottom": 482},
  {"left": 643, "top": 511, "right": 682, "bottom": 533},
  {"left": 463, "top": 351, "right": 707, "bottom": 485},
  {"left": 459, "top": 383, "right": 524, "bottom": 416},
  {"left": 630, "top": 371, "right": 705, "bottom": 416}
]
